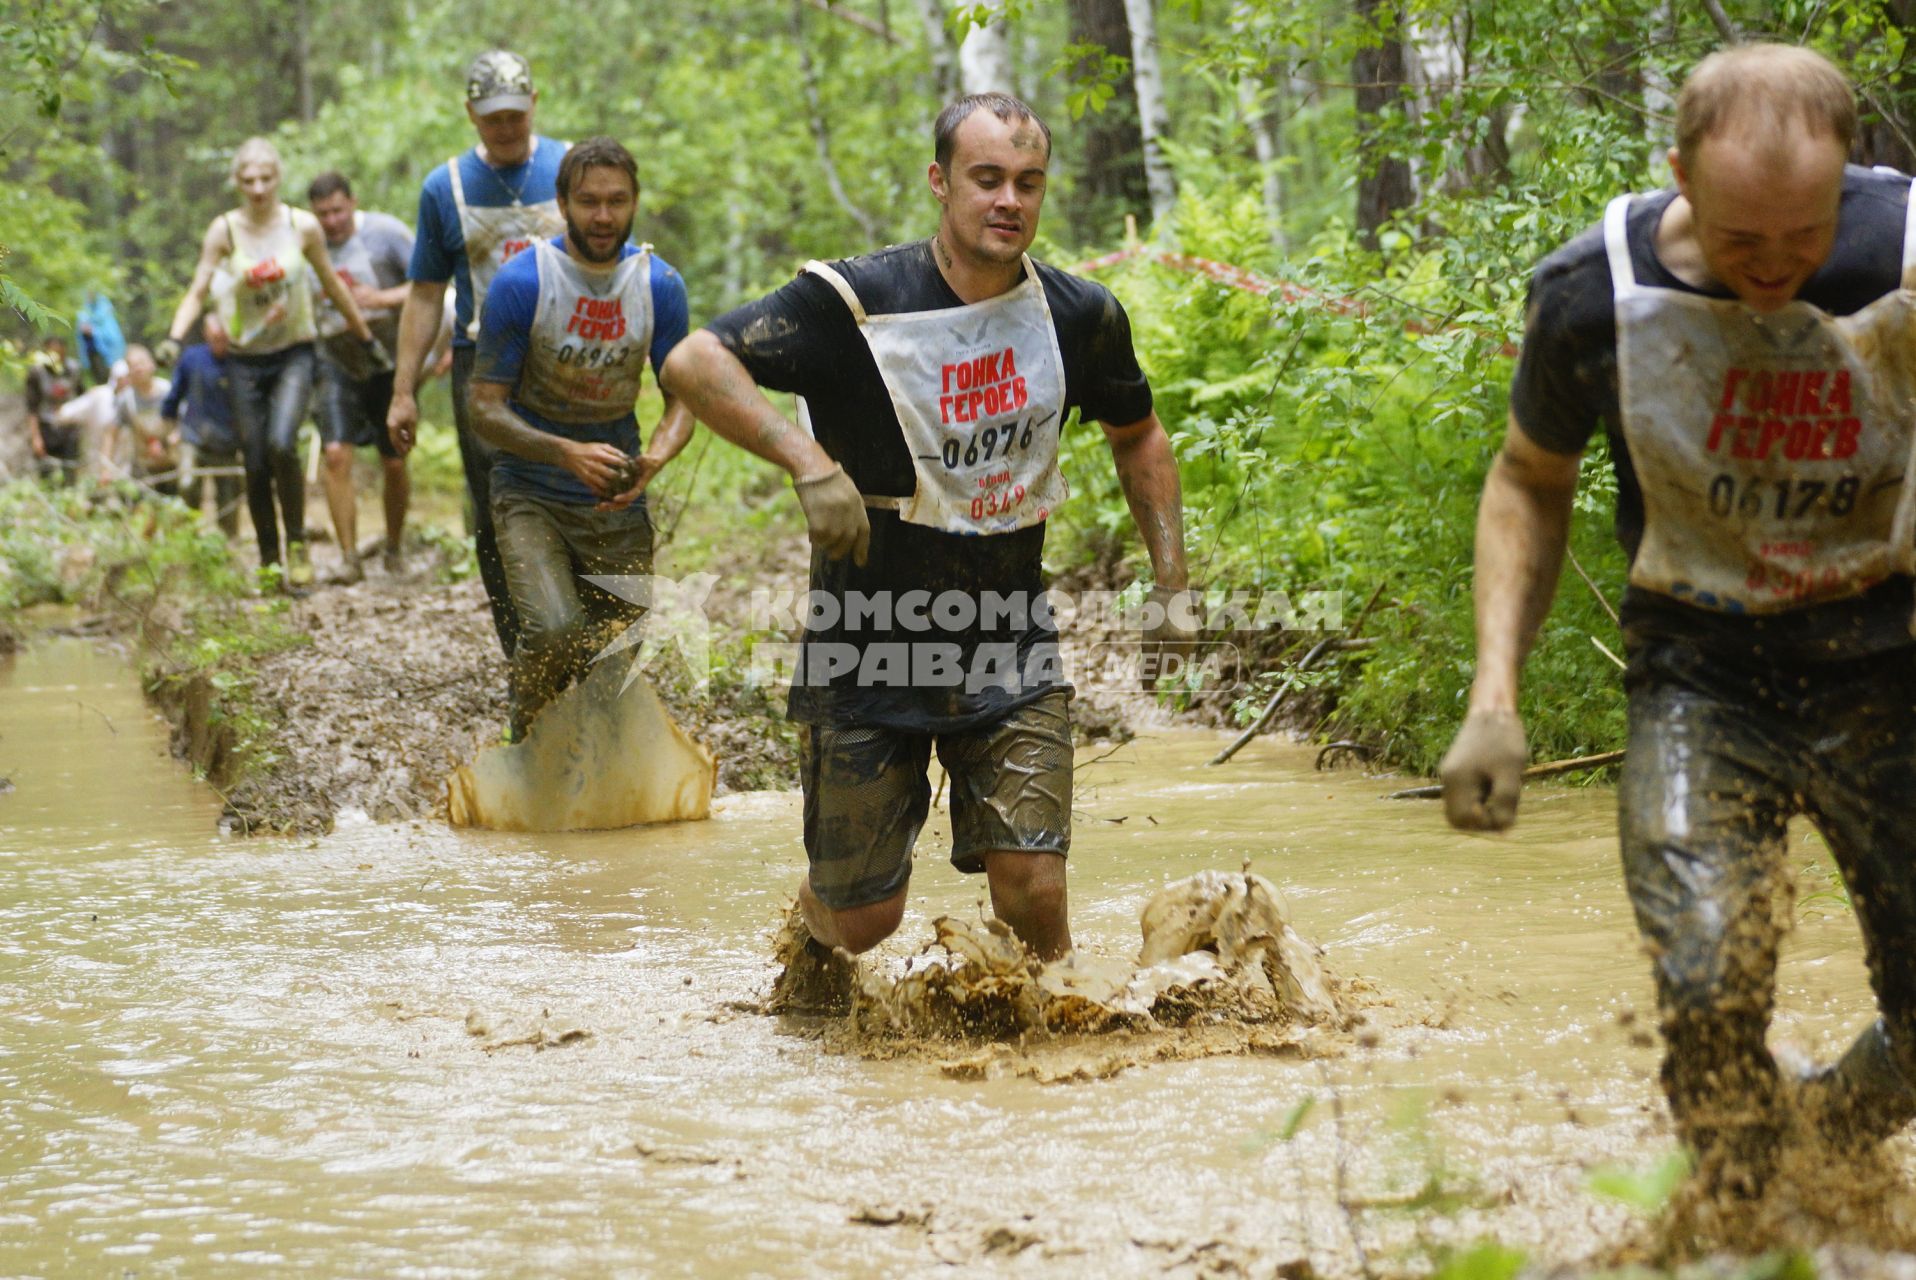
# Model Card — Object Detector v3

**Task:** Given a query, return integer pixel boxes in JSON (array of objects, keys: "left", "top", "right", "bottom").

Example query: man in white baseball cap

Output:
[{"left": 387, "top": 50, "right": 568, "bottom": 657}]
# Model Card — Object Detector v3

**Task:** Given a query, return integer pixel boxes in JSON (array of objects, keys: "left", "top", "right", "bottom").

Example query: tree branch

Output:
[
  {"left": 1698, "top": 0, "right": 1741, "bottom": 44},
  {"left": 792, "top": 0, "right": 885, "bottom": 245},
  {"left": 804, "top": 0, "right": 902, "bottom": 43}
]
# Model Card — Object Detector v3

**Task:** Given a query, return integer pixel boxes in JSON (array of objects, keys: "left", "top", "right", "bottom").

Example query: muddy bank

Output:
[{"left": 139, "top": 526, "right": 1266, "bottom": 834}]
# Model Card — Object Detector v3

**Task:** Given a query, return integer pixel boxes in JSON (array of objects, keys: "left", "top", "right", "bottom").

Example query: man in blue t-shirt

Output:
[
  {"left": 386, "top": 49, "right": 567, "bottom": 655},
  {"left": 161, "top": 321, "right": 242, "bottom": 537},
  {"left": 469, "top": 136, "right": 692, "bottom": 739}
]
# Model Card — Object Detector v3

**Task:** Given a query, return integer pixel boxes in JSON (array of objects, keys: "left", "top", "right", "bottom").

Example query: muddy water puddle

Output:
[{"left": 0, "top": 638, "right": 1896, "bottom": 1276}]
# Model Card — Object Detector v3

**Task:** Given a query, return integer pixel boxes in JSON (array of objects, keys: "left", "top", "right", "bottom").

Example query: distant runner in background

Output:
[
  {"left": 389, "top": 50, "right": 567, "bottom": 648},
  {"left": 159, "top": 136, "right": 380, "bottom": 590},
  {"left": 309, "top": 170, "right": 415, "bottom": 582},
  {"left": 109, "top": 345, "right": 175, "bottom": 497},
  {"left": 162, "top": 319, "right": 243, "bottom": 537},
  {"left": 75, "top": 289, "right": 126, "bottom": 387},
  {"left": 23, "top": 334, "right": 83, "bottom": 483},
  {"left": 469, "top": 136, "right": 692, "bottom": 739}
]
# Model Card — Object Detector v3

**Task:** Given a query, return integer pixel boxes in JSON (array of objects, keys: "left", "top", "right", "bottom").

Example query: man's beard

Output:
[{"left": 567, "top": 213, "right": 633, "bottom": 264}]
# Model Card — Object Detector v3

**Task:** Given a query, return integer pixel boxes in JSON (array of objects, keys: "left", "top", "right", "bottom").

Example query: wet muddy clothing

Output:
[
  {"left": 409, "top": 137, "right": 567, "bottom": 347},
  {"left": 800, "top": 688, "right": 1073, "bottom": 909},
  {"left": 450, "top": 347, "right": 519, "bottom": 653},
  {"left": 314, "top": 209, "right": 411, "bottom": 391},
  {"left": 1517, "top": 167, "right": 1916, "bottom": 1170},
  {"left": 474, "top": 236, "right": 688, "bottom": 506},
  {"left": 229, "top": 345, "right": 316, "bottom": 566},
  {"left": 1619, "top": 637, "right": 1916, "bottom": 1170},
  {"left": 316, "top": 366, "right": 400, "bottom": 457},
  {"left": 218, "top": 209, "right": 319, "bottom": 356},
  {"left": 1511, "top": 165, "right": 1916, "bottom": 663},
  {"left": 493, "top": 489, "right": 653, "bottom": 735},
  {"left": 706, "top": 239, "right": 1152, "bottom": 733}
]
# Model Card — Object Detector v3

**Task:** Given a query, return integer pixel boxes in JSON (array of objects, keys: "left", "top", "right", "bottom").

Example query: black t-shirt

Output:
[
  {"left": 1510, "top": 164, "right": 1916, "bottom": 662},
  {"left": 24, "top": 357, "right": 80, "bottom": 426},
  {"left": 707, "top": 239, "right": 1154, "bottom": 730}
]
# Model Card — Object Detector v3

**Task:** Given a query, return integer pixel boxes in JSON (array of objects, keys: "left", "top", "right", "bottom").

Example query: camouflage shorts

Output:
[{"left": 799, "top": 689, "right": 1073, "bottom": 910}]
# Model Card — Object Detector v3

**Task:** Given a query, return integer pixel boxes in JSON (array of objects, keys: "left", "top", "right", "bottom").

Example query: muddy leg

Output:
[
  {"left": 797, "top": 874, "right": 906, "bottom": 954},
  {"left": 982, "top": 851, "right": 1070, "bottom": 960},
  {"left": 322, "top": 442, "right": 358, "bottom": 565},
  {"left": 492, "top": 493, "right": 588, "bottom": 737},
  {"left": 1620, "top": 654, "right": 1794, "bottom": 1198},
  {"left": 1802, "top": 664, "right": 1916, "bottom": 1147}
]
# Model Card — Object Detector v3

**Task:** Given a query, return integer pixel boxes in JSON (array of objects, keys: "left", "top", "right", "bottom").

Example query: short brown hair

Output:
[
  {"left": 308, "top": 171, "right": 353, "bottom": 203},
  {"left": 556, "top": 136, "right": 638, "bottom": 201},
  {"left": 1676, "top": 44, "right": 1855, "bottom": 170},
  {"left": 933, "top": 93, "right": 1052, "bottom": 170}
]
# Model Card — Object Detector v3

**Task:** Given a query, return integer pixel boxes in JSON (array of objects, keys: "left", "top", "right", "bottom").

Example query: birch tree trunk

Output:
[
  {"left": 959, "top": 10, "right": 1013, "bottom": 94},
  {"left": 912, "top": 0, "right": 959, "bottom": 101},
  {"left": 1122, "top": 0, "right": 1177, "bottom": 227},
  {"left": 1238, "top": 75, "right": 1287, "bottom": 252}
]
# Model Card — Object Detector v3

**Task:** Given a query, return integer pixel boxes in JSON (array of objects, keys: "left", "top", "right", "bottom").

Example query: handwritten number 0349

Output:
[
  {"left": 1708, "top": 474, "right": 1859, "bottom": 519},
  {"left": 943, "top": 418, "right": 1038, "bottom": 471}
]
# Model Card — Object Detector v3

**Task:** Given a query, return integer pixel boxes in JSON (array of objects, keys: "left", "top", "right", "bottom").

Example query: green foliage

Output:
[
  {"left": 1585, "top": 1150, "right": 1692, "bottom": 1215},
  {"left": 1431, "top": 1242, "right": 1528, "bottom": 1280}
]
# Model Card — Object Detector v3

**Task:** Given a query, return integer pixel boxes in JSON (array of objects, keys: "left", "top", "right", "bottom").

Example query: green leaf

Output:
[{"left": 1585, "top": 1150, "right": 1691, "bottom": 1214}]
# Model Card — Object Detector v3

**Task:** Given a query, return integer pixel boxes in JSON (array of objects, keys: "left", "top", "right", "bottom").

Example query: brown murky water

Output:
[{"left": 0, "top": 638, "right": 1891, "bottom": 1277}]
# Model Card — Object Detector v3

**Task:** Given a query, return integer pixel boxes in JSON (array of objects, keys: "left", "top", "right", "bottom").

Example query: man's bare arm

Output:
[
  {"left": 467, "top": 379, "right": 628, "bottom": 497},
  {"left": 1439, "top": 412, "right": 1581, "bottom": 831},
  {"left": 1103, "top": 411, "right": 1188, "bottom": 590},
  {"left": 658, "top": 330, "right": 833, "bottom": 478},
  {"left": 1465, "top": 415, "right": 1581, "bottom": 716},
  {"left": 386, "top": 280, "right": 449, "bottom": 453}
]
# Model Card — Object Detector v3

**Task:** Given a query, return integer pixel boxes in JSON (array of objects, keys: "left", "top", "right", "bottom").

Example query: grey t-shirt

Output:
[{"left": 316, "top": 209, "right": 414, "bottom": 364}]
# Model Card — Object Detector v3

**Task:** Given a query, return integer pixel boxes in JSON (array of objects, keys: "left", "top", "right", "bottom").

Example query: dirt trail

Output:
[{"left": 199, "top": 526, "right": 1217, "bottom": 833}]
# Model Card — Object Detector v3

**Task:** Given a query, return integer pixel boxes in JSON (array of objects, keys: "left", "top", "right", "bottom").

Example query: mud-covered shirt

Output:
[
  {"left": 1510, "top": 165, "right": 1916, "bottom": 662},
  {"left": 475, "top": 237, "right": 688, "bottom": 506},
  {"left": 705, "top": 238, "right": 1154, "bottom": 731}
]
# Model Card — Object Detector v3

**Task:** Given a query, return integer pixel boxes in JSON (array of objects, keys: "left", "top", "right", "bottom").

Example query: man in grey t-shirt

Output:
[{"left": 310, "top": 170, "right": 414, "bottom": 582}]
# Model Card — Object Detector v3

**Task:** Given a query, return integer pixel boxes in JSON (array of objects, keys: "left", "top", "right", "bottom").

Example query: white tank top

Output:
[
  {"left": 1605, "top": 184, "right": 1916, "bottom": 613},
  {"left": 514, "top": 239, "right": 656, "bottom": 425},
  {"left": 218, "top": 208, "right": 317, "bottom": 355},
  {"left": 449, "top": 140, "right": 568, "bottom": 341}
]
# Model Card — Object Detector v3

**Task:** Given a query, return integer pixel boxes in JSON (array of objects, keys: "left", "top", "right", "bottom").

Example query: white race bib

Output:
[
  {"left": 802, "top": 254, "right": 1069, "bottom": 535},
  {"left": 450, "top": 140, "right": 568, "bottom": 341},
  {"left": 514, "top": 239, "right": 655, "bottom": 424},
  {"left": 1607, "top": 186, "right": 1916, "bottom": 613}
]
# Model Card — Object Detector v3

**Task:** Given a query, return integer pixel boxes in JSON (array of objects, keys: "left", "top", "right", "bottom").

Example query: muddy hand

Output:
[
  {"left": 1144, "top": 585, "right": 1202, "bottom": 652},
  {"left": 154, "top": 338, "right": 181, "bottom": 368},
  {"left": 596, "top": 452, "right": 663, "bottom": 511},
  {"left": 386, "top": 391, "right": 418, "bottom": 456},
  {"left": 793, "top": 464, "right": 870, "bottom": 567},
  {"left": 565, "top": 441, "right": 632, "bottom": 499},
  {"left": 1439, "top": 709, "right": 1527, "bottom": 831}
]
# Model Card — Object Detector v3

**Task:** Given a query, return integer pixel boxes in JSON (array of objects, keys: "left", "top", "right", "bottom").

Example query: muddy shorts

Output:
[
  {"left": 800, "top": 689, "right": 1073, "bottom": 910},
  {"left": 314, "top": 362, "right": 399, "bottom": 458},
  {"left": 1619, "top": 636, "right": 1916, "bottom": 1170}
]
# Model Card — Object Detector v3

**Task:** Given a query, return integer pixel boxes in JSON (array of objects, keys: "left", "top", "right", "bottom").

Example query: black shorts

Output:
[
  {"left": 315, "top": 362, "right": 399, "bottom": 458},
  {"left": 799, "top": 689, "right": 1073, "bottom": 910}
]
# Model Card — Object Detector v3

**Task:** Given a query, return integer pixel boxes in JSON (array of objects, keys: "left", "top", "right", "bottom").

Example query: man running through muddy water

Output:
[
  {"left": 309, "top": 171, "right": 415, "bottom": 583},
  {"left": 1440, "top": 44, "right": 1916, "bottom": 1199},
  {"left": 662, "top": 93, "right": 1192, "bottom": 1000},
  {"left": 469, "top": 136, "right": 692, "bottom": 741},
  {"left": 388, "top": 50, "right": 567, "bottom": 654}
]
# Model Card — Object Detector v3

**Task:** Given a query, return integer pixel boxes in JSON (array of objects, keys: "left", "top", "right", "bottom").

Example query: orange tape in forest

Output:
[{"left": 1071, "top": 245, "right": 1519, "bottom": 357}]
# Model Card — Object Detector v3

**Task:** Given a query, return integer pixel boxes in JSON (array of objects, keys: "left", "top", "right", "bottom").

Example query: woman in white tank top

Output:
[{"left": 160, "top": 138, "right": 380, "bottom": 587}]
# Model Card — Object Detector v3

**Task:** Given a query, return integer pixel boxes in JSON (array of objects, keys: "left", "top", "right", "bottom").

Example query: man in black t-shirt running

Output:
[
  {"left": 663, "top": 93, "right": 1191, "bottom": 989},
  {"left": 1442, "top": 44, "right": 1916, "bottom": 1195}
]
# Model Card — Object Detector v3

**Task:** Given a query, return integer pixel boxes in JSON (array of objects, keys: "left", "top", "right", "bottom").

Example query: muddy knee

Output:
[{"left": 819, "top": 892, "right": 904, "bottom": 954}]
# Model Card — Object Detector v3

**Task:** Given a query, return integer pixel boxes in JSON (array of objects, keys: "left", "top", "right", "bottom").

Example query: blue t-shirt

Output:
[
  {"left": 160, "top": 343, "right": 236, "bottom": 452},
  {"left": 408, "top": 136, "right": 567, "bottom": 348},
  {"left": 475, "top": 237, "right": 689, "bottom": 505}
]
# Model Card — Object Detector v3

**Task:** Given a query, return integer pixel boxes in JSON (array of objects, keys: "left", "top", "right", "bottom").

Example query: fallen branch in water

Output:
[
  {"left": 1208, "top": 582, "right": 1389, "bottom": 767},
  {"left": 1383, "top": 749, "right": 1627, "bottom": 800}
]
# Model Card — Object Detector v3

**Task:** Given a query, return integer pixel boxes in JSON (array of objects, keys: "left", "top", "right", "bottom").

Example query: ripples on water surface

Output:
[{"left": 0, "top": 638, "right": 1883, "bottom": 1276}]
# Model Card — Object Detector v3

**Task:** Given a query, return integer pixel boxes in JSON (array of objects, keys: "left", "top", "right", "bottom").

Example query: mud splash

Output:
[
  {"left": 446, "top": 654, "right": 715, "bottom": 832},
  {"left": 789, "top": 871, "right": 1361, "bottom": 1082}
]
